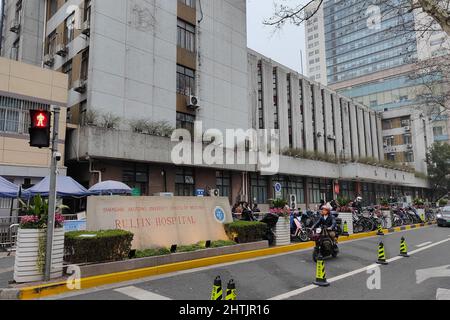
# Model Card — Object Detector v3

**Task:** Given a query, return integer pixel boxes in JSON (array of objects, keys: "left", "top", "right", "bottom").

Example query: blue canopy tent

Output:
[
  {"left": 0, "top": 176, "right": 22, "bottom": 198},
  {"left": 24, "top": 176, "right": 90, "bottom": 198},
  {"left": 88, "top": 180, "right": 132, "bottom": 195}
]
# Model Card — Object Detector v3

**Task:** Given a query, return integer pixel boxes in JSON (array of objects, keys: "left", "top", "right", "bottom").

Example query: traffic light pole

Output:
[{"left": 44, "top": 107, "right": 60, "bottom": 282}]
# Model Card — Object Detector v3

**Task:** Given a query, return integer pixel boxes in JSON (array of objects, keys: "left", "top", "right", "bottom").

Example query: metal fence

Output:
[{"left": 0, "top": 216, "right": 19, "bottom": 252}]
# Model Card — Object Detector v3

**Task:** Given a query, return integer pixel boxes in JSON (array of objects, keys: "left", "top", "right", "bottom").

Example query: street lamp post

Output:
[{"left": 44, "top": 107, "right": 60, "bottom": 282}]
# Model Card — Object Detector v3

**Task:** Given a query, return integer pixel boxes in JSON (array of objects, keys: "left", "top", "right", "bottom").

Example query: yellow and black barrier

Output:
[
  {"left": 376, "top": 242, "right": 388, "bottom": 265},
  {"left": 400, "top": 237, "right": 410, "bottom": 257},
  {"left": 225, "top": 279, "right": 237, "bottom": 300},
  {"left": 211, "top": 276, "right": 223, "bottom": 300},
  {"left": 313, "top": 255, "right": 330, "bottom": 287}
]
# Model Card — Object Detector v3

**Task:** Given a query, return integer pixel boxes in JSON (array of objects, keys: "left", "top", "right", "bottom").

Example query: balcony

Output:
[{"left": 434, "top": 135, "right": 449, "bottom": 142}]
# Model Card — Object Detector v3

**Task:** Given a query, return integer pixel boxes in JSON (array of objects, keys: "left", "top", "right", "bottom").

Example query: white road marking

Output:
[
  {"left": 43, "top": 225, "right": 437, "bottom": 300},
  {"left": 436, "top": 288, "right": 450, "bottom": 300},
  {"left": 416, "top": 265, "right": 450, "bottom": 284},
  {"left": 114, "top": 286, "right": 171, "bottom": 300},
  {"left": 269, "top": 238, "right": 450, "bottom": 300},
  {"left": 416, "top": 241, "right": 432, "bottom": 248}
]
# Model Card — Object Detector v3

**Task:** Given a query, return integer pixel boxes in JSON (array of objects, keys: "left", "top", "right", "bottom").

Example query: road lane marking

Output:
[
  {"left": 416, "top": 241, "right": 432, "bottom": 247},
  {"left": 269, "top": 237, "right": 450, "bottom": 300},
  {"left": 45, "top": 224, "right": 439, "bottom": 300},
  {"left": 436, "top": 288, "right": 450, "bottom": 300},
  {"left": 114, "top": 286, "right": 171, "bottom": 300}
]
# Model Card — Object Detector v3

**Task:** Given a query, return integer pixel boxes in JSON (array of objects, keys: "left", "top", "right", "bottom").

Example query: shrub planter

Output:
[
  {"left": 274, "top": 217, "right": 290, "bottom": 246},
  {"left": 13, "top": 228, "right": 64, "bottom": 283}
]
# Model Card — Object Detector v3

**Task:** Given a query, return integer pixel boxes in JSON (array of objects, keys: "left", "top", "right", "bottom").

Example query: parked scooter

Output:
[{"left": 260, "top": 212, "right": 279, "bottom": 246}]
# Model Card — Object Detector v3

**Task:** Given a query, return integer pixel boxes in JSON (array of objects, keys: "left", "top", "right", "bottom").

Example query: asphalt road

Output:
[{"left": 46, "top": 225, "right": 450, "bottom": 300}]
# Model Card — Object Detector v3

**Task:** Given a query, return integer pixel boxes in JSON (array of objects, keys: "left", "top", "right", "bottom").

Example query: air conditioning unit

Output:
[
  {"left": 289, "top": 194, "right": 298, "bottom": 210},
  {"left": 404, "top": 126, "right": 411, "bottom": 132},
  {"left": 81, "top": 20, "right": 90, "bottom": 36},
  {"left": 73, "top": 79, "right": 87, "bottom": 93},
  {"left": 210, "top": 189, "right": 220, "bottom": 197},
  {"left": 407, "top": 144, "right": 413, "bottom": 149},
  {"left": 327, "top": 134, "right": 336, "bottom": 140},
  {"left": 187, "top": 95, "right": 200, "bottom": 110},
  {"left": 55, "top": 43, "right": 68, "bottom": 57},
  {"left": 43, "top": 54, "right": 55, "bottom": 67},
  {"left": 10, "top": 21, "right": 20, "bottom": 33}
]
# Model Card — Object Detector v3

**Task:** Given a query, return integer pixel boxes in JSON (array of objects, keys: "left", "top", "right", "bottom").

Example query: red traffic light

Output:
[{"left": 30, "top": 110, "right": 50, "bottom": 128}]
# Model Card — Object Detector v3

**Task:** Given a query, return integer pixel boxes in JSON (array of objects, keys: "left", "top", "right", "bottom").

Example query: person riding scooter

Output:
[{"left": 312, "top": 205, "right": 338, "bottom": 247}]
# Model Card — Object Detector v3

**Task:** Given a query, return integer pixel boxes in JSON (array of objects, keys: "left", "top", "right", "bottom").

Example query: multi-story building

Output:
[
  {"left": 0, "top": 0, "right": 430, "bottom": 209},
  {"left": 0, "top": 56, "right": 68, "bottom": 216},
  {"left": 0, "top": 0, "right": 46, "bottom": 65},
  {"left": 305, "top": 0, "right": 450, "bottom": 169}
]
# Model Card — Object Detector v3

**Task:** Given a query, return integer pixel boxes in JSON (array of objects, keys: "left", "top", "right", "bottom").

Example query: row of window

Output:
[{"left": 0, "top": 96, "right": 50, "bottom": 134}]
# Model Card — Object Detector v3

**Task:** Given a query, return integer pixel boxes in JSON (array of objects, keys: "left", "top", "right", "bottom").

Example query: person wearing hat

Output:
[{"left": 312, "top": 205, "right": 338, "bottom": 244}]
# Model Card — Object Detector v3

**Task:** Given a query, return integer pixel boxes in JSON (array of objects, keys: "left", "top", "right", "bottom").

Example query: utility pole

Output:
[{"left": 44, "top": 106, "right": 60, "bottom": 281}]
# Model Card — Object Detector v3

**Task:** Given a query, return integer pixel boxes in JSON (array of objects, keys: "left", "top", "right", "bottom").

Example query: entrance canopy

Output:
[
  {"left": 88, "top": 180, "right": 132, "bottom": 195},
  {"left": 0, "top": 176, "right": 23, "bottom": 198}
]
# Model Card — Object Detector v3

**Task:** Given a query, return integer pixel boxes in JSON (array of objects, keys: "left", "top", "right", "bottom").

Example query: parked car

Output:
[{"left": 436, "top": 206, "right": 450, "bottom": 227}]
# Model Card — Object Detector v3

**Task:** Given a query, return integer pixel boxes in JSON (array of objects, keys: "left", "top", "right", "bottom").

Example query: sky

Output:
[{"left": 246, "top": 0, "right": 307, "bottom": 75}]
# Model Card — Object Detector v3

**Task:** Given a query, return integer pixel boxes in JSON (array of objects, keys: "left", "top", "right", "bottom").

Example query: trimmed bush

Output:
[
  {"left": 135, "top": 247, "right": 171, "bottom": 258},
  {"left": 210, "top": 240, "right": 236, "bottom": 248},
  {"left": 64, "top": 230, "right": 134, "bottom": 264},
  {"left": 224, "top": 221, "right": 267, "bottom": 243}
]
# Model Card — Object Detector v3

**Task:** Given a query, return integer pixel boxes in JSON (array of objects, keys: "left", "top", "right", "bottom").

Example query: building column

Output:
[
  {"left": 302, "top": 79, "right": 314, "bottom": 151},
  {"left": 364, "top": 110, "right": 373, "bottom": 158},
  {"left": 376, "top": 113, "right": 384, "bottom": 160},
  {"left": 370, "top": 112, "right": 379, "bottom": 160},
  {"left": 261, "top": 59, "right": 274, "bottom": 129},
  {"left": 341, "top": 98, "right": 352, "bottom": 159},
  {"left": 323, "top": 89, "right": 335, "bottom": 155},
  {"left": 333, "top": 95, "right": 343, "bottom": 159},
  {"left": 357, "top": 107, "right": 366, "bottom": 158},
  {"left": 349, "top": 102, "right": 359, "bottom": 159},
  {"left": 277, "top": 68, "right": 290, "bottom": 150},
  {"left": 312, "top": 85, "right": 325, "bottom": 153},
  {"left": 290, "top": 73, "right": 303, "bottom": 150}
]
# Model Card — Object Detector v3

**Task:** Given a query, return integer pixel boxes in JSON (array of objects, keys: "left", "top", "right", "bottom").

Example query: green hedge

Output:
[
  {"left": 134, "top": 240, "right": 237, "bottom": 258},
  {"left": 224, "top": 221, "right": 267, "bottom": 243},
  {"left": 64, "top": 230, "right": 134, "bottom": 264}
]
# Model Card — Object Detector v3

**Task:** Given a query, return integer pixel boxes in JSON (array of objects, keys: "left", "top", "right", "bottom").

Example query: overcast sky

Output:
[{"left": 246, "top": 0, "right": 307, "bottom": 75}]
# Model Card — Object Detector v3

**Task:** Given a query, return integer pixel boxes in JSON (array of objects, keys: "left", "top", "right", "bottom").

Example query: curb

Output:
[{"left": 10, "top": 221, "right": 437, "bottom": 300}]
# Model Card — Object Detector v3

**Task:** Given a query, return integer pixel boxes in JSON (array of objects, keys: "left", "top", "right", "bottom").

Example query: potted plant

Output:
[
  {"left": 14, "top": 195, "right": 67, "bottom": 283},
  {"left": 269, "top": 198, "right": 291, "bottom": 246},
  {"left": 336, "top": 196, "right": 353, "bottom": 235}
]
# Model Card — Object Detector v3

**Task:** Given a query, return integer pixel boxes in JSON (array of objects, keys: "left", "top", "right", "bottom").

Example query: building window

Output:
[
  {"left": 250, "top": 174, "right": 268, "bottom": 204},
  {"left": 176, "top": 112, "right": 195, "bottom": 137},
  {"left": 11, "top": 39, "right": 19, "bottom": 61},
  {"left": 62, "top": 61, "right": 73, "bottom": 88},
  {"left": 404, "top": 151, "right": 414, "bottom": 163},
  {"left": 48, "top": 0, "right": 57, "bottom": 17},
  {"left": 176, "top": 65, "right": 195, "bottom": 96},
  {"left": 273, "top": 175, "right": 305, "bottom": 204},
  {"left": 273, "top": 68, "right": 279, "bottom": 129},
  {"left": 216, "top": 171, "right": 231, "bottom": 199},
  {"left": 257, "top": 62, "right": 264, "bottom": 129},
  {"left": 175, "top": 168, "right": 195, "bottom": 196},
  {"left": 179, "top": 0, "right": 196, "bottom": 8},
  {"left": 308, "top": 178, "right": 332, "bottom": 204},
  {"left": 177, "top": 19, "right": 196, "bottom": 52},
  {"left": 400, "top": 118, "right": 410, "bottom": 127},
  {"left": 0, "top": 96, "right": 49, "bottom": 134},
  {"left": 84, "top": 0, "right": 91, "bottom": 22},
  {"left": 382, "top": 120, "right": 392, "bottom": 130},
  {"left": 403, "top": 134, "right": 412, "bottom": 145},
  {"left": 433, "top": 126, "right": 443, "bottom": 137},
  {"left": 123, "top": 164, "right": 149, "bottom": 196},
  {"left": 15, "top": 0, "right": 23, "bottom": 25},
  {"left": 384, "top": 136, "right": 394, "bottom": 147},
  {"left": 287, "top": 74, "right": 293, "bottom": 148},
  {"left": 65, "top": 13, "right": 75, "bottom": 45},
  {"left": 47, "top": 31, "right": 57, "bottom": 55},
  {"left": 81, "top": 50, "right": 89, "bottom": 81},
  {"left": 387, "top": 153, "right": 396, "bottom": 161}
]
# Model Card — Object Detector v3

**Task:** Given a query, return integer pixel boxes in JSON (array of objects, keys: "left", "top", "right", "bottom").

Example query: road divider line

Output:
[
  {"left": 16, "top": 222, "right": 436, "bottom": 300},
  {"left": 114, "top": 286, "right": 171, "bottom": 300},
  {"left": 269, "top": 237, "right": 450, "bottom": 300},
  {"left": 416, "top": 241, "right": 432, "bottom": 248}
]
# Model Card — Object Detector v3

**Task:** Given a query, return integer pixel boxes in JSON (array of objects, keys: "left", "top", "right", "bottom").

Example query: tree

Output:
[
  {"left": 265, "top": 0, "right": 450, "bottom": 38},
  {"left": 427, "top": 142, "right": 450, "bottom": 200}
]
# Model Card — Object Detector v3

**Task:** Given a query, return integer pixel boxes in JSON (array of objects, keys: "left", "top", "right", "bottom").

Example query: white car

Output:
[{"left": 437, "top": 206, "right": 450, "bottom": 227}]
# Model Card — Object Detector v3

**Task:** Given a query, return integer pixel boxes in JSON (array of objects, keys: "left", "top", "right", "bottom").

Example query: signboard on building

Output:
[
  {"left": 274, "top": 183, "right": 282, "bottom": 199},
  {"left": 196, "top": 189, "right": 205, "bottom": 197},
  {"left": 86, "top": 196, "right": 233, "bottom": 250},
  {"left": 131, "top": 188, "right": 141, "bottom": 196}
]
